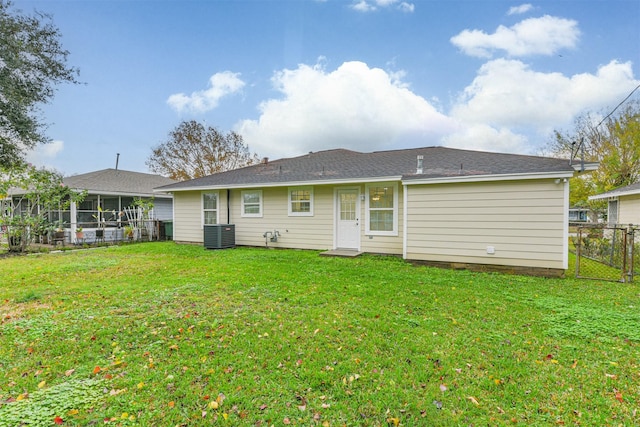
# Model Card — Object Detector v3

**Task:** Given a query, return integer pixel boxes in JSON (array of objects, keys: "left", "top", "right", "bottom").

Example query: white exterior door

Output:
[{"left": 336, "top": 188, "right": 360, "bottom": 250}]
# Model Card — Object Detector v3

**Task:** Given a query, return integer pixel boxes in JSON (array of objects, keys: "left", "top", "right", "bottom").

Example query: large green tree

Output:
[
  {"left": 146, "top": 120, "right": 260, "bottom": 180},
  {"left": 0, "top": 1, "right": 79, "bottom": 167},
  {"left": 547, "top": 100, "right": 640, "bottom": 210}
]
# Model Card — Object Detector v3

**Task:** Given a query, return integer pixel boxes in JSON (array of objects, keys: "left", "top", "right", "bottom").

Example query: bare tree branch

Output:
[{"left": 146, "top": 120, "right": 260, "bottom": 180}]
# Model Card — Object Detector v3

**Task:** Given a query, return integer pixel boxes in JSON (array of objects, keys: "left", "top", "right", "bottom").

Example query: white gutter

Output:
[
  {"left": 156, "top": 176, "right": 404, "bottom": 193},
  {"left": 402, "top": 170, "right": 575, "bottom": 186},
  {"left": 158, "top": 169, "right": 580, "bottom": 193},
  {"left": 71, "top": 189, "right": 173, "bottom": 198},
  {"left": 590, "top": 189, "right": 640, "bottom": 200},
  {"left": 571, "top": 162, "right": 599, "bottom": 172}
]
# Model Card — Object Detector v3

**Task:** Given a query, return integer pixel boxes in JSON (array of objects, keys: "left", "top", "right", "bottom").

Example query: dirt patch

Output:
[{"left": 1, "top": 301, "right": 52, "bottom": 325}]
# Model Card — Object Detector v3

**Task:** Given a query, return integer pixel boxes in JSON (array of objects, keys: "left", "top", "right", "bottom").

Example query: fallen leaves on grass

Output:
[
  {"left": 614, "top": 390, "right": 623, "bottom": 403},
  {"left": 387, "top": 416, "right": 400, "bottom": 426},
  {"left": 467, "top": 396, "right": 480, "bottom": 406}
]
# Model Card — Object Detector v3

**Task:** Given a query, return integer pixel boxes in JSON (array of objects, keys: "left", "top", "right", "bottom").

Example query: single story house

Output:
[
  {"left": 589, "top": 182, "right": 640, "bottom": 225},
  {"left": 7, "top": 168, "right": 175, "bottom": 244},
  {"left": 568, "top": 206, "right": 600, "bottom": 223},
  {"left": 63, "top": 168, "right": 176, "bottom": 242},
  {"left": 157, "top": 146, "right": 594, "bottom": 277},
  {"left": 568, "top": 206, "right": 590, "bottom": 222}
]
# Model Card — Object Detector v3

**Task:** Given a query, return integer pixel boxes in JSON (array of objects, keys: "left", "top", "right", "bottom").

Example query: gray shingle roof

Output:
[
  {"left": 590, "top": 181, "right": 640, "bottom": 200},
  {"left": 64, "top": 169, "right": 176, "bottom": 196},
  {"left": 157, "top": 146, "right": 574, "bottom": 191}
]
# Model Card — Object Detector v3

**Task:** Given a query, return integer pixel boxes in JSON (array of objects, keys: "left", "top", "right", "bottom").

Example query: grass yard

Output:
[{"left": 0, "top": 243, "right": 639, "bottom": 426}]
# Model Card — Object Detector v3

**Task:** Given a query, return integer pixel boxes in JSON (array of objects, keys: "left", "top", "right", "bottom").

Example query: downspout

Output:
[
  {"left": 227, "top": 189, "right": 231, "bottom": 224},
  {"left": 562, "top": 178, "right": 569, "bottom": 270},
  {"left": 402, "top": 183, "right": 408, "bottom": 260}
]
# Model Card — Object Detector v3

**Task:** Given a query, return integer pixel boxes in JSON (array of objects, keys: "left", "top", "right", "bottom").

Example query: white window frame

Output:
[
  {"left": 202, "top": 191, "right": 219, "bottom": 226},
  {"left": 288, "top": 186, "right": 314, "bottom": 217},
  {"left": 365, "top": 182, "right": 398, "bottom": 236},
  {"left": 241, "top": 190, "right": 263, "bottom": 218}
]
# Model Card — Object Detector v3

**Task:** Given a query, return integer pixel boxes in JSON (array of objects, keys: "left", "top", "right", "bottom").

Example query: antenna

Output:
[
  {"left": 570, "top": 138, "right": 585, "bottom": 172},
  {"left": 115, "top": 153, "right": 120, "bottom": 170}
]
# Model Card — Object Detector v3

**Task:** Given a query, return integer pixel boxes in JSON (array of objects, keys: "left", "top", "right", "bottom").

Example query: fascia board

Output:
[
  {"left": 402, "top": 171, "right": 575, "bottom": 185},
  {"left": 158, "top": 176, "right": 403, "bottom": 192},
  {"left": 79, "top": 190, "right": 173, "bottom": 198},
  {"left": 571, "top": 162, "right": 599, "bottom": 172},
  {"left": 590, "top": 189, "right": 640, "bottom": 200}
]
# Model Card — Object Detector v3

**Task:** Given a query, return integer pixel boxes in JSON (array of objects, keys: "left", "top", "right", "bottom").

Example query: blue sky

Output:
[{"left": 16, "top": 0, "right": 640, "bottom": 176}]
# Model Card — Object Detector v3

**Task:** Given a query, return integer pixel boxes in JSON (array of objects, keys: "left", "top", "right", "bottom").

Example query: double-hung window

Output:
[
  {"left": 203, "top": 192, "right": 218, "bottom": 225},
  {"left": 365, "top": 183, "right": 397, "bottom": 235},
  {"left": 241, "top": 190, "right": 262, "bottom": 217},
  {"left": 288, "top": 187, "right": 313, "bottom": 216}
]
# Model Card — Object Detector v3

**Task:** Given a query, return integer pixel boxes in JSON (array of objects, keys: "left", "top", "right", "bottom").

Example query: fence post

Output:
[
  {"left": 574, "top": 227, "right": 582, "bottom": 278},
  {"left": 626, "top": 225, "right": 635, "bottom": 283},
  {"left": 621, "top": 227, "right": 628, "bottom": 282}
]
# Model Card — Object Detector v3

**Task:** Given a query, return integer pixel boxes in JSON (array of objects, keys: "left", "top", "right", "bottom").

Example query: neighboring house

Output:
[
  {"left": 63, "top": 168, "right": 176, "bottom": 242},
  {"left": 589, "top": 182, "right": 640, "bottom": 225},
  {"left": 568, "top": 207, "right": 589, "bottom": 222},
  {"left": 157, "top": 146, "right": 594, "bottom": 277},
  {"left": 8, "top": 168, "right": 175, "bottom": 243},
  {"left": 568, "top": 206, "right": 598, "bottom": 223}
]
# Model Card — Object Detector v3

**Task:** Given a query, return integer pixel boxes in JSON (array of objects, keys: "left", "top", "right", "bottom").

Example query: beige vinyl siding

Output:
[
  {"left": 229, "top": 186, "right": 334, "bottom": 250},
  {"left": 173, "top": 190, "right": 228, "bottom": 243},
  {"left": 405, "top": 179, "right": 566, "bottom": 269},
  {"left": 618, "top": 195, "right": 640, "bottom": 225},
  {"left": 173, "top": 191, "right": 203, "bottom": 243}
]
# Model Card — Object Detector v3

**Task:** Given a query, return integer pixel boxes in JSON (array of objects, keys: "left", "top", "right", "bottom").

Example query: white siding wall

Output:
[
  {"left": 173, "top": 191, "right": 203, "bottom": 243},
  {"left": 618, "top": 195, "right": 640, "bottom": 225},
  {"left": 173, "top": 190, "right": 230, "bottom": 243},
  {"left": 172, "top": 184, "right": 405, "bottom": 253},
  {"left": 229, "top": 186, "right": 334, "bottom": 250},
  {"left": 405, "top": 179, "right": 566, "bottom": 269}
]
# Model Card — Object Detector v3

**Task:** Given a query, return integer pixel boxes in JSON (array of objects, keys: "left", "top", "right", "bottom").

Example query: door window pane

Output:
[{"left": 340, "top": 192, "right": 356, "bottom": 221}]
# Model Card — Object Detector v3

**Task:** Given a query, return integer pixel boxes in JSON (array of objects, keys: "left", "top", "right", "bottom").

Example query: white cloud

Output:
[
  {"left": 237, "top": 58, "right": 639, "bottom": 159},
  {"left": 444, "top": 59, "right": 639, "bottom": 153},
  {"left": 398, "top": 2, "right": 415, "bottom": 13},
  {"left": 351, "top": 1, "right": 375, "bottom": 12},
  {"left": 236, "top": 61, "right": 457, "bottom": 159},
  {"left": 508, "top": 4, "right": 533, "bottom": 16},
  {"left": 443, "top": 124, "right": 528, "bottom": 154},
  {"left": 450, "top": 15, "right": 580, "bottom": 58},
  {"left": 350, "top": 0, "right": 415, "bottom": 13},
  {"left": 167, "top": 71, "right": 245, "bottom": 114},
  {"left": 26, "top": 140, "right": 65, "bottom": 169}
]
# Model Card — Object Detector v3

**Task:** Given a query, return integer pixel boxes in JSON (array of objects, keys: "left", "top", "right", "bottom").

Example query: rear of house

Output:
[
  {"left": 159, "top": 147, "right": 586, "bottom": 277},
  {"left": 404, "top": 178, "right": 567, "bottom": 274}
]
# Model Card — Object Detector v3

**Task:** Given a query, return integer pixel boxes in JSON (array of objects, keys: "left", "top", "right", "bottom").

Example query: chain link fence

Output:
[{"left": 573, "top": 224, "right": 636, "bottom": 282}]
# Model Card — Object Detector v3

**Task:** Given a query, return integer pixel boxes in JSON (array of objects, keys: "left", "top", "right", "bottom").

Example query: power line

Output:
[
  {"left": 596, "top": 83, "right": 640, "bottom": 129},
  {"left": 570, "top": 82, "right": 639, "bottom": 167}
]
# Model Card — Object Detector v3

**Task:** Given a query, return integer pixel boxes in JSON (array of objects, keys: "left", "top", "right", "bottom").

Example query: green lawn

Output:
[{"left": 0, "top": 243, "right": 638, "bottom": 426}]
